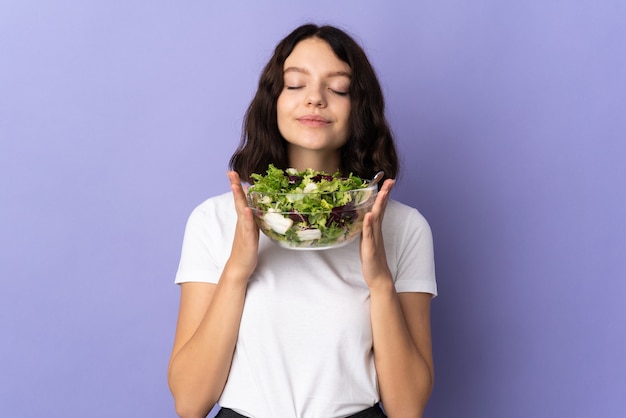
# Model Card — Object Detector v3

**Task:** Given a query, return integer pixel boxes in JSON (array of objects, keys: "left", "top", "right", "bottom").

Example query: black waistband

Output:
[{"left": 215, "top": 403, "right": 386, "bottom": 418}]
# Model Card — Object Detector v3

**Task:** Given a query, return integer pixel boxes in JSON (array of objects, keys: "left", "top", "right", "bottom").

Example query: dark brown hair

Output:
[{"left": 229, "top": 23, "right": 399, "bottom": 183}]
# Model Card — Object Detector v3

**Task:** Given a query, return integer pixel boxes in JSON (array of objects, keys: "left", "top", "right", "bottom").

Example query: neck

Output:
[{"left": 288, "top": 146, "right": 341, "bottom": 174}]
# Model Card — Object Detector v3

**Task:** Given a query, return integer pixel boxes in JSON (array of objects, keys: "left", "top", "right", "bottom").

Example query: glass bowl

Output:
[{"left": 246, "top": 182, "right": 378, "bottom": 250}]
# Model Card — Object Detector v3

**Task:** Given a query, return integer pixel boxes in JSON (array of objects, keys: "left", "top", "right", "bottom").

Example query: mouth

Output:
[{"left": 297, "top": 115, "right": 330, "bottom": 127}]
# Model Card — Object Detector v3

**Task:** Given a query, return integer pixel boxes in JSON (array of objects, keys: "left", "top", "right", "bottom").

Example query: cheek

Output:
[
  {"left": 339, "top": 105, "right": 352, "bottom": 143},
  {"left": 339, "top": 104, "right": 352, "bottom": 129},
  {"left": 276, "top": 93, "right": 294, "bottom": 118},
  {"left": 337, "top": 112, "right": 351, "bottom": 145},
  {"left": 276, "top": 95, "right": 289, "bottom": 136},
  {"left": 276, "top": 96, "right": 287, "bottom": 122}
]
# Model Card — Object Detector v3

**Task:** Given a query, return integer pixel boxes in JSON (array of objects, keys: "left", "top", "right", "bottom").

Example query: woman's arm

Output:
[
  {"left": 360, "top": 179, "right": 434, "bottom": 417},
  {"left": 370, "top": 289, "right": 434, "bottom": 417},
  {"left": 167, "top": 172, "right": 258, "bottom": 418}
]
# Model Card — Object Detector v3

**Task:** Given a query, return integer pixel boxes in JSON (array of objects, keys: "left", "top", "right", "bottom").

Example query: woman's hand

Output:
[
  {"left": 225, "top": 171, "right": 259, "bottom": 280},
  {"left": 362, "top": 179, "right": 434, "bottom": 416},
  {"left": 360, "top": 178, "right": 395, "bottom": 288},
  {"left": 168, "top": 172, "right": 258, "bottom": 417}
]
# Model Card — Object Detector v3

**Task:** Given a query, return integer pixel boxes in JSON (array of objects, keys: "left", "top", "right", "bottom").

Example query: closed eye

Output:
[
  {"left": 331, "top": 89, "right": 349, "bottom": 96},
  {"left": 285, "top": 86, "right": 303, "bottom": 90}
]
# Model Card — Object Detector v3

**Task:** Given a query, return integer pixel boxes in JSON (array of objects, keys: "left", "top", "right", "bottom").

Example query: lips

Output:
[{"left": 297, "top": 114, "right": 330, "bottom": 127}]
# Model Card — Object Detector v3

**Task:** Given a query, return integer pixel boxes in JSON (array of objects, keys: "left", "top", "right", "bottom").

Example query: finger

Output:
[
  {"left": 359, "top": 213, "right": 374, "bottom": 260},
  {"left": 371, "top": 179, "right": 395, "bottom": 220},
  {"left": 227, "top": 170, "right": 243, "bottom": 191},
  {"left": 362, "top": 212, "right": 374, "bottom": 240},
  {"left": 228, "top": 171, "right": 251, "bottom": 216},
  {"left": 228, "top": 173, "right": 260, "bottom": 243},
  {"left": 360, "top": 211, "right": 386, "bottom": 274},
  {"left": 228, "top": 170, "right": 245, "bottom": 198}
]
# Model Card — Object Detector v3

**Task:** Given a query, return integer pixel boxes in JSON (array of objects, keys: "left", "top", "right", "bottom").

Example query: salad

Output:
[{"left": 246, "top": 164, "right": 377, "bottom": 249}]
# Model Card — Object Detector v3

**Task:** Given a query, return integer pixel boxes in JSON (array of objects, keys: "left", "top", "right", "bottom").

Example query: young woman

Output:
[{"left": 168, "top": 24, "right": 437, "bottom": 418}]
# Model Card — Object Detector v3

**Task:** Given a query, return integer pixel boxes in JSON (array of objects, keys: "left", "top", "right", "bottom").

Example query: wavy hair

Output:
[{"left": 229, "top": 24, "right": 399, "bottom": 184}]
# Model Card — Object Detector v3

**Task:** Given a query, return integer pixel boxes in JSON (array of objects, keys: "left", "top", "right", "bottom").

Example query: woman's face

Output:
[{"left": 277, "top": 37, "right": 352, "bottom": 169}]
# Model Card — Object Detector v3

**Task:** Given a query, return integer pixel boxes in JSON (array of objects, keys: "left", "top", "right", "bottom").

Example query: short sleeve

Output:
[
  {"left": 389, "top": 205, "right": 437, "bottom": 296},
  {"left": 174, "top": 203, "right": 222, "bottom": 284}
]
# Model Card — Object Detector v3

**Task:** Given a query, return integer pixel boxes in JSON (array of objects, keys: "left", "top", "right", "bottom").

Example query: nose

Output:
[{"left": 306, "top": 86, "right": 326, "bottom": 107}]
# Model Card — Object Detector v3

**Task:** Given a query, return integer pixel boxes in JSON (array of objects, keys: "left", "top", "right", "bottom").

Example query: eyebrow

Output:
[{"left": 283, "top": 67, "right": 352, "bottom": 78}]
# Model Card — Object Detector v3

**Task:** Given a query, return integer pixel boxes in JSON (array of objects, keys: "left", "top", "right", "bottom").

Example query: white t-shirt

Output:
[{"left": 175, "top": 192, "right": 437, "bottom": 418}]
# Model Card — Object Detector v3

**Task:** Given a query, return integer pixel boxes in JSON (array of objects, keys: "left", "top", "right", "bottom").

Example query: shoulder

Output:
[
  {"left": 382, "top": 199, "right": 434, "bottom": 261},
  {"left": 191, "top": 191, "right": 235, "bottom": 213},
  {"left": 384, "top": 199, "right": 431, "bottom": 233},
  {"left": 182, "top": 191, "right": 237, "bottom": 240},
  {"left": 384, "top": 199, "right": 437, "bottom": 295},
  {"left": 187, "top": 191, "right": 235, "bottom": 222},
  {"left": 175, "top": 192, "right": 235, "bottom": 284}
]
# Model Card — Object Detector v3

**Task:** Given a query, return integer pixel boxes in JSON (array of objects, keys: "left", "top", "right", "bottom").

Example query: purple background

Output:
[{"left": 1, "top": 1, "right": 625, "bottom": 417}]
